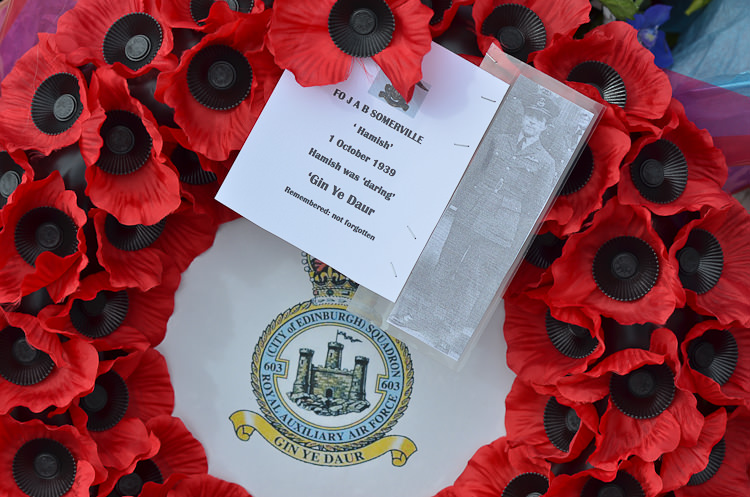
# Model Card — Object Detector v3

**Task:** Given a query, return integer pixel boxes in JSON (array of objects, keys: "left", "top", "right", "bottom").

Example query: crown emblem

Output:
[{"left": 303, "top": 253, "right": 358, "bottom": 305}]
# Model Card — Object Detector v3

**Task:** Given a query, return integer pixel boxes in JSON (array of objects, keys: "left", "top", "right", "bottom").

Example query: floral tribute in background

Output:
[{"left": 0, "top": 0, "right": 747, "bottom": 496}]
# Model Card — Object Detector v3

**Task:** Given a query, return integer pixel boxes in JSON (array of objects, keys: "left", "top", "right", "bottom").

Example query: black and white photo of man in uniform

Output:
[
  {"left": 459, "top": 88, "right": 559, "bottom": 251},
  {"left": 422, "top": 84, "right": 560, "bottom": 326},
  {"left": 389, "top": 75, "right": 593, "bottom": 358}
]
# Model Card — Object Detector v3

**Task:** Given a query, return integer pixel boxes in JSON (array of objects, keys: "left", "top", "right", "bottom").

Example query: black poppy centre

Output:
[
  {"left": 568, "top": 61, "right": 627, "bottom": 109},
  {"left": 102, "top": 13, "right": 163, "bottom": 71},
  {"left": 30, "top": 73, "right": 83, "bottom": 135},
  {"left": 187, "top": 44, "right": 253, "bottom": 111},
  {"left": 328, "top": 0, "right": 395, "bottom": 58},
  {"left": 480, "top": 4, "right": 546, "bottom": 63},
  {"left": 593, "top": 236, "right": 659, "bottom": 302}
]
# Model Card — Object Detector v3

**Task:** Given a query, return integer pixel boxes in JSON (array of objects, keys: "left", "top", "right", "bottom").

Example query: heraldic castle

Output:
[{"left": 289, "top": 340, "right": 370, "bottom": 416}]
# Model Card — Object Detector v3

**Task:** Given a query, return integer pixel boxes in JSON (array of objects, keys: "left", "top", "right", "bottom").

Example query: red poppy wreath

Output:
[{"left": 0, "top": 1, "right": 748, "bottom": 497}]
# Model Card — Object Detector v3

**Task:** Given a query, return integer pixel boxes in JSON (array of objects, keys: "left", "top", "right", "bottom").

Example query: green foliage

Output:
[
  {"left": 685, "top": 0, "right": 712, "bottom": 15},
  {"left": 599, "top": 0, "right": 640, "bottom": 20}
]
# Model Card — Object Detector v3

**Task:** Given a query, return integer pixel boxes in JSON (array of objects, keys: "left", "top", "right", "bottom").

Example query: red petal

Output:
[
  {"left": 147, "top": 415, "right": 208, "bottom": 477},
  {"left": 371, "top": 0, "right": 433, "bottom": 100},
  {"left": 590, "top": 400, "right": 682, "bottom": 472},
  {"left": 89, "top": 416, "right": 159, "bottom": 471},
  {"left": 124, "top": 265, "right": 180, "bottom": 347},
  {"left": 266, "top": 0, "right": 351, "bottom": 88},
  {"left": 426, "top": 0, "right": 473, "bottom": 37},
  {"left": 618, "top": 457, "right": 663, "bottom": 497},
  {"left": 120, "top": 348, "right": 175, "bottom": 420},
  {"left": 149, "top": 201, "right": 219, "bottom": 273},
  {"left": 661, "top": 408, "right": 727, "bottom": 492},
  {"left": 92, "top": 208, "right": 166, "bottom": 291},
  {"left": 676, "top": 406, "right": 750, "bottom": 496},
  {"left": 165, "top": 474, "right": 252, "bottom": 497}
]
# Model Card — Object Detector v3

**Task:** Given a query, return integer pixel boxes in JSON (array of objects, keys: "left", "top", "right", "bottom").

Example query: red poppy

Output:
[
  {"left": 155, "top": 12, "right": 282, "bottom": 161},
  {"left": 619, "top": 99, "right": 731, "bottom": 216},
  {"left": 70, "top": 348, "right": 173, "bottom": 470},
  {"left": 54, "top": 0, "right": 177, "bottom": 78},
  {"left": 553, "top": 328, "right": 705, "bottom": 472},
  {"left": 267, "top": 0, "right": 432, "bottom": 101},
  {"left": 0, "top": 34, "right": 102, "bottom": 156},
  {"left": 504, "top": 291, "right": 603, "bottom": 391},
  {"left": 546, "top": 197, "right": 684, "bottom": 326},
  {"left": 0, "top": 310, "right": 99, "bottom": 415},
  {"left": 504, "top": 378, "right": 597, "bottom": 463},
  {"left": 157, "top": 0, "right": 264, "bottom": 30},
  {"left": 544, "top": 105, "right": 628, "bottom": 237},
  {"left": 660, "top": 408, "right": 727, "bottom": 492},
  {"left": 39, "top": 266, "right": 181, "bottom": 351},
  {"left": 669, "top": 199, "right": 750, "bottom": 328},
  {"left": 472, "top": 0, "right": 591, "bottom": 61},
  {"left": 0, "top": 149, "right": 34, "bottom": 215},
  {"left": 140, "top": 474, "right": 252, "bottom": 497},
  {"left": 545, "top": 457, "right": 662, "bottom": 497},
  {"left": 532, "top": 22, "right": 672, "bottom": 133},
  {"left": 675, "top": 405, "right": 750, "bottom": 497},
  {"left": 91, "top": 198, "right": 217, "bottom": 292},
  {"left": 436, "top": 437, "right": 552, "bottom": 497},
  {"left": 0, "top": 173, "right": 88, "bottom": 304},
  {"left": 0, "top": 416, "right": 107, "bottom": 497},
  {"left": 425, "top": 0, "right": 473, "bottom": 37},
  {"left": 159, "top": 126, "right": 239, "bottom": 225},
  {"left": 676, "top": 320, "right": 750, "bottom": 406},
  {"left": 81, "top": 66, "right": 181, "bottom": 226},
  {"left": 95, "top": 415, "right": 209, "bottom": 497}
]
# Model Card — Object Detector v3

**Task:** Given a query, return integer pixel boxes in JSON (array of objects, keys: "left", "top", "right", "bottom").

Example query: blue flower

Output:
[{"left": 628, "top": 4, "right": 673, "bottom": 68}]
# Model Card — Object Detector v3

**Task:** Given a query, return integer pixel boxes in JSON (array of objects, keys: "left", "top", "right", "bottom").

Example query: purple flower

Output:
[{"left": 628, "top": 4, "right": 673, "bottom": 68}]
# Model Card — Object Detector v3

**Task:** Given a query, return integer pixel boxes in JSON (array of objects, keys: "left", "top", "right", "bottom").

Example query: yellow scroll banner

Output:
[{"left": 230, "top": 410, "right": 417, "bottom": 467}]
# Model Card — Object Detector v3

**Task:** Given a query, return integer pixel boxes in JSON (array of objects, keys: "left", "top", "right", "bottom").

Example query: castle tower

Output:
[
  {"left": 325, "top": 341, "right": 343, "bottom": 369},
  {"left": 292, "top": 349, "right": 314, "bottom": 395},
  {"left": 349, "top": 356, "right": 369, "bottom": 401}
]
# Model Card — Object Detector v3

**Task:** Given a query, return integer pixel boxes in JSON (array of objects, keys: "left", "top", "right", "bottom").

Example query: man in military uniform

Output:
[
  {"left": 429, "top": 89, "right": 559, "bottom": 328},
  {"left": 463, "top": 92, "right": 558, "bottom": 250}
]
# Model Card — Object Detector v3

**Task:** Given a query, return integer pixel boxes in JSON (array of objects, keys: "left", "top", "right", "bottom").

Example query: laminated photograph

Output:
[{"left": 384, "top": 45, "right": 604, "bottom": 364}]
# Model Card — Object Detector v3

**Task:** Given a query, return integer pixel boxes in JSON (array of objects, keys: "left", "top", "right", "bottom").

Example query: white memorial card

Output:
[{"left": 217, "top": 43, "right": 509, "bottom": 302}]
